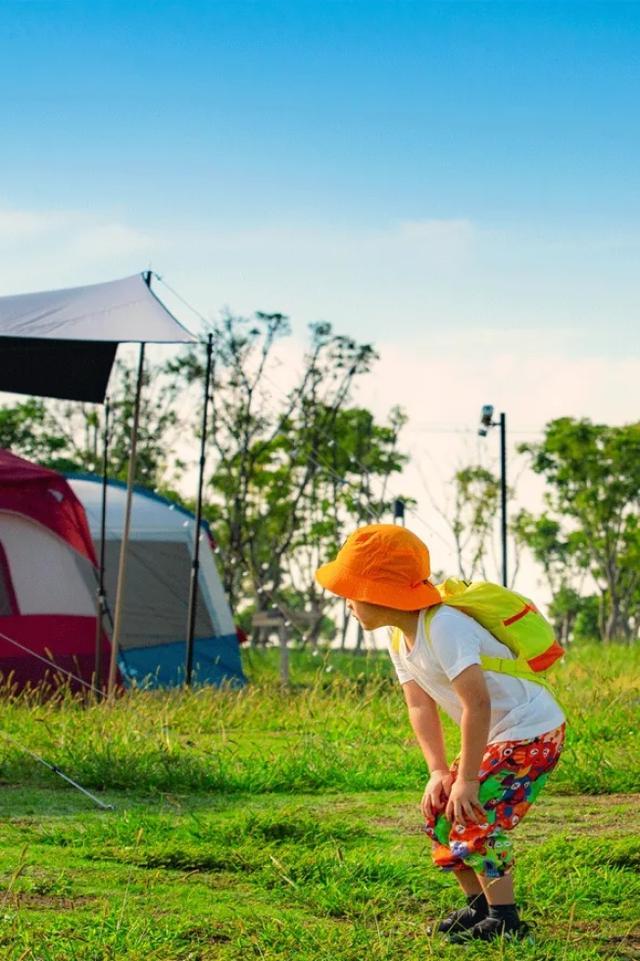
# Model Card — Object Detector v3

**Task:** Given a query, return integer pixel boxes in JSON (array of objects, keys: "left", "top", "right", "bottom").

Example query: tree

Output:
[
  {"left": 171, "top": 312, "right": 409, "bottom": 645},
  {"left": 511, "top": 510, "right": 582, "bottom": 594},
  {"left": 450, "top": 466, "right": 501, "bottom": 581},
  {"left": 572, "top": 595, "right": 600, "bottom": 643},
  {"left": 519, "top": 418, "right": 640, "bottom": 642},
  {"left": 425, "top": 464, "right": 504, "bottom": 582}
]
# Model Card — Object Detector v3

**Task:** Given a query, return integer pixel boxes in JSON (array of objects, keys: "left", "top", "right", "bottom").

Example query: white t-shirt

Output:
[{"left": 388, "top": 605, "right": 565, "bottom": 743}]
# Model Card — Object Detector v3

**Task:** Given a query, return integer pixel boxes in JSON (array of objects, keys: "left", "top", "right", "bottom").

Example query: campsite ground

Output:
[{"left": 0, "top": 645, "right": 639, "bottom": 960}]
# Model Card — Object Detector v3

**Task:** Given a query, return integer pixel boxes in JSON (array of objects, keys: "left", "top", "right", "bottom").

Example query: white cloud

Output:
[
  {"left": 0, "top": 208, "right": 67, "bottom": 242},
  {"left": 62, "top": 220, "right": 155, "bottom": 264},
  {"left": 0, "top": 206, "right": 161, "bottom": 292},
  {"left": 167, "top": 216, "right": 640, "bottom": 358}
]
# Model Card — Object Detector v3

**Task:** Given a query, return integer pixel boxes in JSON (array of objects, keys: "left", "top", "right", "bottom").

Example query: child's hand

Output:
[
  {"left": 421, "top": 769, "right": 454, "bottom": 820},
  {"left": 445, "top": 779, "right": 487, "bottom": 826}
]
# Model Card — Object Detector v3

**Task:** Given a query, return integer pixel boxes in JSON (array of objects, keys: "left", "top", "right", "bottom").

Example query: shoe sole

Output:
[{"left": 448, "top": 924, "right": 534, "bottom": 945}]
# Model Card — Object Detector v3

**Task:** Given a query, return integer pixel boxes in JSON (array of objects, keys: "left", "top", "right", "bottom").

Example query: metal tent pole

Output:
[
  {"left": 107, "top": 273, "right": 151, "bottom": 695},
  {"left": 185, "top": 333, "right": 214, "bottom": 686},
  {"left": 94, "top": 397, "right": 110, "bottom": 693}
]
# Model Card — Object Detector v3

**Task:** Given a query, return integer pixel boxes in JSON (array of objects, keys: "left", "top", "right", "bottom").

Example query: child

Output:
[{"left": 316, "top": 523, "right": 566, "bottom": 943}]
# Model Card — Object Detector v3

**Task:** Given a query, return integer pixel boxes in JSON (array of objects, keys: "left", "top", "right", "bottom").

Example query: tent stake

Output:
[
  {"left": 107, "top": 341, "right": 146, "bottom": 696},
  {"left": 185, "top": 333, "right": 214, "bottom": 686},
  {"left": 0, "top": 730, "right": 114, "bottom": 811},
  {"left": 94, "top": 397, "right": 110, "bottom": 695}
]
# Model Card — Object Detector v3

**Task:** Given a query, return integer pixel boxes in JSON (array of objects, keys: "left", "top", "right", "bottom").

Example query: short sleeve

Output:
[
  {"left": 428, "top": 608, "right": 481, "bottom": 682},
  {"left": 387, "top": 642, "right": 413, "bottom": 685}
]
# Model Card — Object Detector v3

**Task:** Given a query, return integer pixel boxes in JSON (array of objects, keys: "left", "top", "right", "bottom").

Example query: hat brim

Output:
[{"left": 315, "top": 560, "right": 442, "bottom": 611}]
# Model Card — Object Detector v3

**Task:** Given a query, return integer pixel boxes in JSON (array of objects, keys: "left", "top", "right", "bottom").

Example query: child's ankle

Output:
[
  {"left": 488, "top": 902, "right": 520, "bottom": 921},
  {"left": 466, "top": 892, "right": 489, "bottom": 912}
]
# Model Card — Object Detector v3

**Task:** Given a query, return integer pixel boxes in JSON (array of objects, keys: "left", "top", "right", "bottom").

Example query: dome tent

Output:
[
  {"left": 0, "top": 271, "right": 197, "bottom": 695},
  {"left": 67, "top": 475, "right": 245, "bottom": 689},
  {"left": 0, "top": 449, "right": 117, "bottom": 691}
]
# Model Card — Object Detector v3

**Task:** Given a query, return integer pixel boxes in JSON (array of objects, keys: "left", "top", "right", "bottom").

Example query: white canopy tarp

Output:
[
  {"left": 0, "top": 272, "right": 195, "bottom": 402},
  {"left": 0, "top": 273, "right": 194, "bottom": 343}
]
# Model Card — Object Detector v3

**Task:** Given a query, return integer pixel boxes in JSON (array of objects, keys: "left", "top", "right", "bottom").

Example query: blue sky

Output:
[
  {"left": 3, "top": 2, "right": 639, "bottom": 227},
  {"left": 1, "top": 1, "right": 639, "bottom": 591},
  {"left": 1, "top": 1, "right": 638, "bottom": 348}
]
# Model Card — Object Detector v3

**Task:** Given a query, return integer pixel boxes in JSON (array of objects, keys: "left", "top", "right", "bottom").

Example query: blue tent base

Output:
[{"left": 118, "top": 634, "right": 246, "bottom": 689}]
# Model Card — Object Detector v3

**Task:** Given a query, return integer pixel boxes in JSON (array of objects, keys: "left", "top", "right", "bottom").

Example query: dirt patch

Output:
[
  {"left": 3, "top": 891, "right": 97, "bottom": 910},
  {"left": 596, "top": 933, "right": 640, "bottom": 960},
  {"left": 370, "top": 816, "right": 424, "bottom": 833},
  {"left": 369, "top": 794, "right": 640, "bottom": 839}
]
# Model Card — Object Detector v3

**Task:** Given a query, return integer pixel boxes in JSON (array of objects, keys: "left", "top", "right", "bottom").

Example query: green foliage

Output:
[
  {"left": 518, "top": 418, "right": 640, "bottom": 641},
  {"left": 547, "top": 585, "right": 586, "bottom": 645},
  {"left": 0, "top": 397, "right": 74, "bottom": 468},
  {"left": 572, "top": 596, "right": 601, "bottom": 644}
]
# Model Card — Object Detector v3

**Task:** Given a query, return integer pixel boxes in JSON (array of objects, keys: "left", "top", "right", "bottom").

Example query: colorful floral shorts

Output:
[{"left": 423, "top": 722, "right": 566, "bottom": 878}]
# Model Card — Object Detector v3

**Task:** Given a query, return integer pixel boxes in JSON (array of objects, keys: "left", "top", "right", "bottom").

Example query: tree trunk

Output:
[
  {"left": 340, "top": 600, "right": 349, "bottom": 650},
  {"left": 598, "top": 591, "right": 608, "bottom": 643},
  {"left": 604, "top": 596, "right": 624, "bottom": 643}
]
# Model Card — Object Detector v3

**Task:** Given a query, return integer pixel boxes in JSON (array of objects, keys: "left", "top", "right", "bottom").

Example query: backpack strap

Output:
[
  {"left": 478, "top": 655, "right": 555, "bottom": 693},
  {"left": 423, "top": 608, "right": 560, "bottom": 698},
  {"left": 390, "top": 605, "right": 442, "bottom": 654}
]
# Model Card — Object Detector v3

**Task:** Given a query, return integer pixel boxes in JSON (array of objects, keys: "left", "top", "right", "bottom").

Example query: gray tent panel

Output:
[{"left": 102, "top": 540, "right": 215, "bottom": 650}]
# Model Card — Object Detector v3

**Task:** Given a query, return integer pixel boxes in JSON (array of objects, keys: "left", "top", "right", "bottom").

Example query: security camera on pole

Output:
[{"left": 478, "top": 405, "right": 508, "bottom": 588}]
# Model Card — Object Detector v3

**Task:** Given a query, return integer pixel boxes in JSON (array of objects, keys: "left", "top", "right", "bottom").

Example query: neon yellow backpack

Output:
[{"left": 391, "top": 577, "right": 565, "bottom": 692}]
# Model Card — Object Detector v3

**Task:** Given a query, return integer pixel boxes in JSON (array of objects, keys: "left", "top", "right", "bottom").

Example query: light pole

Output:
[
  {"left": 478, "top": 405, "right": 508, "bottom": 588},
  {"left": 393, "top": 498, "right": 406, "bottom": 526}
]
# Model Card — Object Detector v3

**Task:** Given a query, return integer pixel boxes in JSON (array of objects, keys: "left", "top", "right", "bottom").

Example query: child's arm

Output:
[
  {"left": 402, "top": 680, "right": 453, "bottom": 819},
  {"left": 446, "top": 664, "right": 491, "bottom": 825},
  {"left": 402, "top": 679, "right": 448, "bottom": 774}
]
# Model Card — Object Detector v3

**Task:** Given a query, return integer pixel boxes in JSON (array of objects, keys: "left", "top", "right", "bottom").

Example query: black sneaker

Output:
[
  {"left": 427, "top": 895, "right": 489, "bottom": 935},
  {"left": 448, "top": 913, "right": 532, "bottom": 943},
  {"left": 431, "top": 906, "right": 480, "bottom": 935}
]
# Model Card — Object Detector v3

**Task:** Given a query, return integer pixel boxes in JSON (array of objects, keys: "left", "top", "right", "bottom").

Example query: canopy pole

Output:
[
  {"left": 185, "top": 333, "right": 214, "bottom": 686},
  {"left": 94, "top": 397, "right": 110, "bottom": 695},
  {"left": 107, "top": 336, "right": 147, "bottom": 696}
]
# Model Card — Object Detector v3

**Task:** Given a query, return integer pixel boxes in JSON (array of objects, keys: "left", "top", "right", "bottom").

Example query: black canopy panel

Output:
[{"left": 0, "top": 337, "right": 118, "bottom": 403}]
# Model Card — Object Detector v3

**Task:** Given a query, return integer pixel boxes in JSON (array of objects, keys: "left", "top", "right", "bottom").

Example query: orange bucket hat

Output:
[{"left": 315, "top": 524, "right": 442, "bottom": 611}]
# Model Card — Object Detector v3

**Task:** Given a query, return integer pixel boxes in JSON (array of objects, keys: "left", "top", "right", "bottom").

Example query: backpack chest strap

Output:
[{"left": 479, "top": 654, "right": 554, "bottom": 693}]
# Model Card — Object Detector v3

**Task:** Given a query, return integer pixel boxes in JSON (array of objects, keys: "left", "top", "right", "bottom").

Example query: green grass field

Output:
[{"left": 1, "top": 643, "right": 639, "bottom": 960}]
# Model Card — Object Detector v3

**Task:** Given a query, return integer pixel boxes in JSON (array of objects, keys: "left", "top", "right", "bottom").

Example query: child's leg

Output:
[
  {"left": 425, "top": 723, "right": 566, "bottom": 932},
  {"left": 453, "top": 865, "right": 514, "bottom": 904},
  {"left": 453, "top": 865, "right": 484, "bottom": 896},
  {"left": 477, "top": 870, "right": 514, "bottom": 905}
]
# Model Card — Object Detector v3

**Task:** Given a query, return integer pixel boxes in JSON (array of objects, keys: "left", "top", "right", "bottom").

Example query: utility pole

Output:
[{"left": 479, "top": 405, "right": 508, "bottom": 587}]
